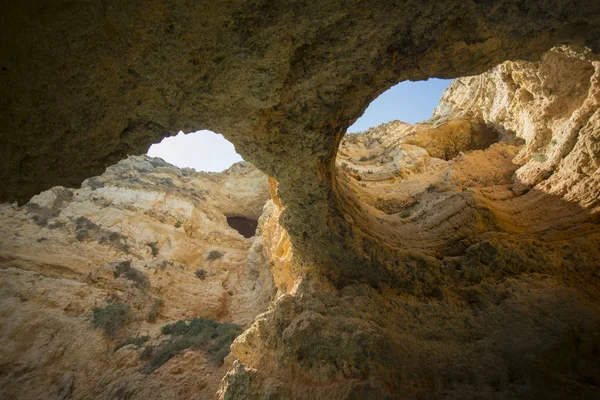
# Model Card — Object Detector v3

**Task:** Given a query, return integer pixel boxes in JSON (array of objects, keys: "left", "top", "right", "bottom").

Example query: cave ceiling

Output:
[{"left": 1, "top": 0, "right": 599, "bottom": 278}]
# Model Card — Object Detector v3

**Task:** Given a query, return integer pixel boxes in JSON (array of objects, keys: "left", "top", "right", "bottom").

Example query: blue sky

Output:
[
  {"left": 147, "top": 79, "right": 453, "bottom": 171},
  {"left": 347, "top": 78, "right": 453, "bottom": 133}
]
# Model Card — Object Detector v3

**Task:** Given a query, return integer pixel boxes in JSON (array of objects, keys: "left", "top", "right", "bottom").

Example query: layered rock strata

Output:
[
  {"left": 2, "top": 2, "right": 600, "bottom": 286},
  {"left": 1, "top": 5, "right": 600, "bottom": 395},
  {"left": 0, "top": 156, "right": 274, "bottom": 399},
  {"left": 218, "top": 49, "right": 600, "bottom": 399}
]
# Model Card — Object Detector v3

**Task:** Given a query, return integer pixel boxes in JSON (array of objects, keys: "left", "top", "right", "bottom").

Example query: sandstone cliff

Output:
[{"left": 0, "top": 156, "right": 274, "bottom": 399}]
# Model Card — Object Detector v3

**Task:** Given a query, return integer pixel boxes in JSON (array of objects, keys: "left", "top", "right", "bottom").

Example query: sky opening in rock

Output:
[
  {"left": 147, "top": 79, "right": 453, "bottom": 171},
  {"left": 147, "top": 130, "right": 243, "bottom": 172},
  {"left": 347, "top": 78, "right": 453, "bottom": 133}
]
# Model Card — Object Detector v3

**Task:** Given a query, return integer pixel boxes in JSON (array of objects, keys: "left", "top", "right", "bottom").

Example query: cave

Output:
[
  {"left": 1, "top": 2, "right": 599, "bottom": 399},
  {"left": 226, "top": 216, "right": 258, "bottom": 238}
]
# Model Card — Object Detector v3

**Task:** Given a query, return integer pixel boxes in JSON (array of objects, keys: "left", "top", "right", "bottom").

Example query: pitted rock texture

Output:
[
  {"left": 2, "top": 1, "right": 600, "bottom": 283},
  {"left": 218, "top": 51, "right": 600, "bottom": 399},
  {"left": 0, "top": 156, "right": 275, "bottom": 399},
  {"left": 324, "top": 46, "right": 600, "bottom": 287},
  {"left": 1, "top": 2, "right": 600, "bottom": 397}
]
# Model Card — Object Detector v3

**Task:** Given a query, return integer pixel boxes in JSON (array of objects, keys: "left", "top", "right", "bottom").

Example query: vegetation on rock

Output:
[
  {"left": 91, "top": 303, "right": 130, "bottom": 337},
  {"left": 195, "top": 269, "right": 207, "bottom": 279},
  {"left": 206, "top": 250, "right": 224, "bottom": 261},
  {"left": 142, "top": 318, "right": 242, "bottom": 373},
  {"left": 113, "top": 261, "right": 149, "bottom": 289}
]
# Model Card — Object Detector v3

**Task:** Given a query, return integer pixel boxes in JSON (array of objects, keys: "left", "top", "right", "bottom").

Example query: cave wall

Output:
[
  {"left": 0, "top": 157, "right": 275, "bottom": 399},
  {"left": 2, "top": 0, "right": 600, "bottom": 279},
  {"left": 1, "top": 3, "right": 600, "bottom": 399},
  {"left": 219, "top": 51, "right": 600, "bottom": 400}
]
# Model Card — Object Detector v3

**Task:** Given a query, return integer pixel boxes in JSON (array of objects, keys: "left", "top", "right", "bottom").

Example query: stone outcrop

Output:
[
  {"left": 0, "top": 156, "right": 274, "bottom": 399},
  {"left": 2, "top": 2, "right": 600, "bottom": 286},
  {"left": 218, "top": 49, "right": 600, "bottom": 399},
  {"left": 1, "top": 2, "right": 600, "bottom": 396}
]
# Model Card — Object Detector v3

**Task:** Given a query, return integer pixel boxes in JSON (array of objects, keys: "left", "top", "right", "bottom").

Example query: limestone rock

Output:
[
  {"left": 219, "top": 50, "right": 600, "bottom": 399},
  {"left": 2, "top": 2, "right": 600, "bottom": 290},
  {"left": 0, "top": 156, "right": 274, "bottom": 399},
  {"left": 1, "top": 9, "right": 600, "bottom": 395}
]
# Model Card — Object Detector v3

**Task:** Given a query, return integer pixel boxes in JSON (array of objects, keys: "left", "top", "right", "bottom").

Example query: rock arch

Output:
[{"left": 4, "top": 0, "right": 598, "bottom": 282}]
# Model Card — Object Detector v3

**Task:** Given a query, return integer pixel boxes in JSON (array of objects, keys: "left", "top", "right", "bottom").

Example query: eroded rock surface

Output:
[
  {"left": 1, "top": 3, "right": 600, "bottom": 396},
  {"left": 0, "top": 156, "right": 274, "bottom": 399},
  {"left": 2, "top": 2, "right": 600, "bottom": 285},
  {"left": 218, "top": 49, "right": 600, "bottom": 399}
]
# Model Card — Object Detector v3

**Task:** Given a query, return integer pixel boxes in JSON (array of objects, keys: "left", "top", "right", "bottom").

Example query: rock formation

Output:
[
  {"left": 218, "top": 48, "right": 600, "bottom": 399},
  {"left": 2, "top": 1, "right": 600, "bottom": 278},
  {"left": 1, "top": 2, "right": 600, "bottom": 397},
  {"left": 0, "top": 157, "right": 275, "bottom": 399},
  {"left": 1, "top": 47, "right": 598, "bottom": 399}
]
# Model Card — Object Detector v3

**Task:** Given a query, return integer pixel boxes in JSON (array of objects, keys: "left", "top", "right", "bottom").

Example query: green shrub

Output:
[
  {"left": 206, "top": 250, "right": 223, "bottom": 261},
  {"left": 114, "top": 261, "right": 149, "bottom": 289},
  {"left": 75, "top": 229, "right": 88, "bottom": 241},
  {"left": 143, "top": 317, "right": 242, "bottom": 373},
  {"left": 195, "top": 269, "right": 207, "bottom": 280},
  {"left": 115, "top": 335, "right": 150, "bottom": 352},
  {"left": 160, "top": 319, "right": 192, "bottom": 336},
  {"left": 91, "top": 303, "right": 130, "bottom": 337},
  {"left": 145, "top": 337, "right": 195, "bottom": 372},
  {"left": 32, "top": 214, "right": 48, "bottom": 227},
  {"left": 146, "top": 298, "right": 164, "bottom": 323},
  {"left": 532, "top": 152, "right": 547, "bottom": 162},
  {"left": 140, "top": 345, "right": 154, "bottom": 360},
  {"left": 75, "top": 216, "right": 99, "bottom": 231}
]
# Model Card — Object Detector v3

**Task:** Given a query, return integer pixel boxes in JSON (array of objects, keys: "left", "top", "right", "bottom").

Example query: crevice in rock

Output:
[{"left": 226, "top": 216, "right": 258, "bottom": 238}]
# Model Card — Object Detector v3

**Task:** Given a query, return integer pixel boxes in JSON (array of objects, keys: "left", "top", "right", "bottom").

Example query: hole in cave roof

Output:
[
  {"left": 147, "top": 130, "right": 243, "bottom": 172},
  {"left": 347, "top": 78, "right": 454, "bottom": 134}
]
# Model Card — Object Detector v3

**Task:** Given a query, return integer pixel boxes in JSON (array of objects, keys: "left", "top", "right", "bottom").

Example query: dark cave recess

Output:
[{"left": 226, "top": 216, "right": 258, "bottom": 238}]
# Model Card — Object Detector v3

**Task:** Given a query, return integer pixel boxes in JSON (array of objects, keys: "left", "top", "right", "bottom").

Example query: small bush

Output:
[
  {"left": 147, "top": 299, "right": 164, "bottom": 323},
  {"left": 75, "top": 229, "right": 88, "bottom": 241},
  {"left": 195, "top": 269, "right": 207, "bottom": 280},
  {"left": 142, "top": 317, "right": 242, "bottom": 373},
  {"left": 115, "top": 335, "right": 150, "bottom": 352},
  {"left": 76, "top": 216, "right": 99, "bottom": 231},
  {"left": 114, "top": 261, "right": 149, "bottom": 289},
  {"left": 145, "top": 337, "right": 195, "bottom": 372},
  {"left": 113, "top": 260, "right": 132, "bottom": 276},
  {"left": 140, "top": 345, "right": 154, "bottom": 360},
  {"left": 48, "top": 221, "right": 65, "bottom": 230},
  {"left": 91, "top": 303, "right": 130, "bottom": 337},
  {"left": 532, "top": 152, "right": 547, "bottom": 162},
  {"left": 206, "top": 250, "right": 223, "bottom": 261},
  {"left": 426, "top": 183, "right": 438, "bottom": 193},
  {"left": 32, "top": 215, "right": 48, "bottom": 227},
  {"left": 106, "top": 231, "right": 130, "bottom": 253}
]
